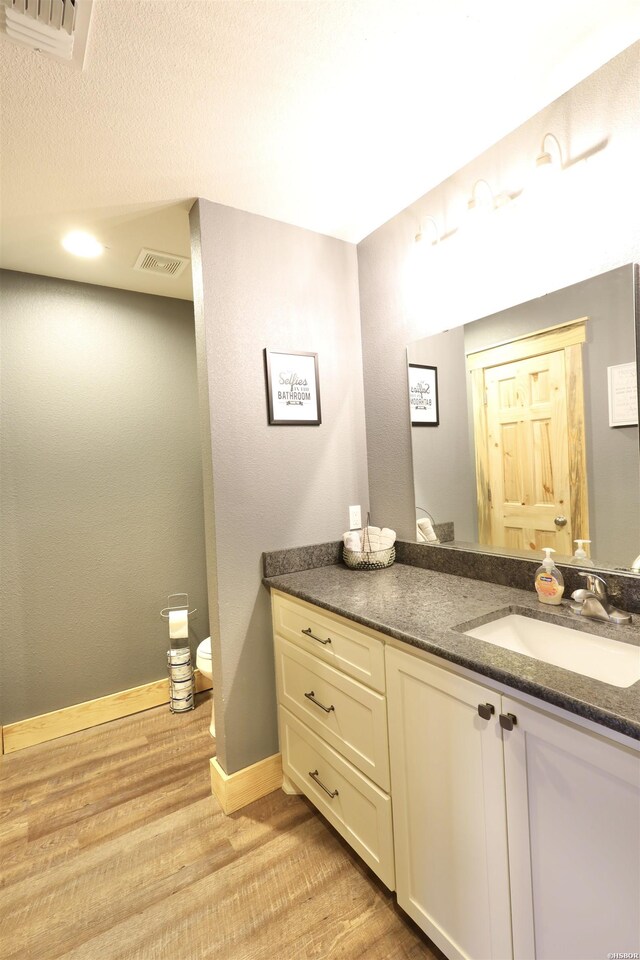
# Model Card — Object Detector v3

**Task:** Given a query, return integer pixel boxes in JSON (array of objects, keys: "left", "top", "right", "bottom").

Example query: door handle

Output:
[
  {"left": 309, "top": 769, "right": 339, "bottom": 799},
  {"left": 554, "top": 516, "right": 568, "bottom": 527},
  {"left": 301, "top": 627, "right": 331, "bottom": 645},
  {"left": 304, "top": 691, "right": 335, "bottom": 713}
]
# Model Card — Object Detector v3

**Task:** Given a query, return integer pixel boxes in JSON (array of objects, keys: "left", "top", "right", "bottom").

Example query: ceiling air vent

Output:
[
  {"left": 133, "top": 248, "right": 190, "bottom": 279},
  {"left": 3, "top": 0, "right": 93, "bottom": 68}
]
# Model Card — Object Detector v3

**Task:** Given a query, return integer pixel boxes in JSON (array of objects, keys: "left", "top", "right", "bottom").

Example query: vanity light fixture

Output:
[
  {"left": 61, "top": 230, "right": 104, "bottom": 258},
  {"left": 414, "top": 216, "right": 440, "bottom": 245},
  {"left": 536, "top": 133, "right": 563, "bottom": 173},
  {"left": 412, "top": 133, "right": 578, "bottom": 249},
  {"left": 467, "top": 179, "right": 495, "bottom": 217},
  {"left": 524, "top": 133, "right": 564, "bottom": 200}
]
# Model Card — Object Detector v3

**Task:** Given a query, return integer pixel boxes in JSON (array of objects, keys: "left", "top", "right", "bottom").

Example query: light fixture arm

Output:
[
  {"left": 536, "top": 132, "right": 563, "bottom": 170},
  {"left": 467, "top": 179, "right": 494, "bottom": 214},
  {"left": 415, "top": 215, "right": 440, "bottom": 245}
]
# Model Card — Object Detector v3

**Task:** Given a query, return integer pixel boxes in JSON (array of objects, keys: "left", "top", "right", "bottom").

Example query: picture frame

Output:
[
  {"left": 408, "top": 363, "right": 439, "bottom": 426},
  {"left": 264, "top": 349, "right": 322, "bottom": 425}
]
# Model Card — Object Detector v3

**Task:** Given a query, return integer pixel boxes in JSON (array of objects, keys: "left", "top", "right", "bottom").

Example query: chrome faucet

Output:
[{"left": 570, "top": 572, "right": 632, "bottom": 624}]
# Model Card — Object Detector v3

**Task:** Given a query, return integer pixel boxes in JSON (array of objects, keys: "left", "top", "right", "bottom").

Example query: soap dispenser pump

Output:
[{"left": 534, "top": 547, "right": 564, "bottom": 605}]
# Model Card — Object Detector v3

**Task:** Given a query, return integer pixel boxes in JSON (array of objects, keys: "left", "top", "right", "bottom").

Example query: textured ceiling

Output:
[{"left": 1, "top": 0, "right": 639, "bottom": 300}]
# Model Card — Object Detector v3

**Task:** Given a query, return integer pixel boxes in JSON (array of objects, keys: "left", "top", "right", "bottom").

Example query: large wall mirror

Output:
[{"left": 408, "top": 263, "right": 640, "bottom": 572}]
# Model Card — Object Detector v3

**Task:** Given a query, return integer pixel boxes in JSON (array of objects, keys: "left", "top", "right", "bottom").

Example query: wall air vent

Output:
[
  {"left": 133, "top": 248, "right": 191, "bottom": 279},
  {"left": 3, "top": 0, "right": 93, "bottom": 68}
]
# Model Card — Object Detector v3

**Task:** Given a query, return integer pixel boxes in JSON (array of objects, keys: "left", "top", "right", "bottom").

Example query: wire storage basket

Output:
[
  {"left": 343, "top": 517, "right": 396, "bottom": 570},
  {"left": 343, "top": 544, "right": 396, "bottom": 570}
]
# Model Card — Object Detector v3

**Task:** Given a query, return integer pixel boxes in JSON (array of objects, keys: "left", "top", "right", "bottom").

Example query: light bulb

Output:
[{"left": 61, "top": 231, "right": 104, "bottom": 258}]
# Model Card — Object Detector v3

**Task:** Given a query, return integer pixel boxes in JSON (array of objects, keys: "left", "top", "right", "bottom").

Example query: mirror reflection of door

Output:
[{"left": 468, "top": 320, "right": 589, "bottom": 554}]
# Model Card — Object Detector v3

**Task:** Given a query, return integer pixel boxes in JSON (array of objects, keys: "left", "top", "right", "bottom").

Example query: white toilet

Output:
[{"left": 196, "top": 636, "right": 216, "bottom": 738}]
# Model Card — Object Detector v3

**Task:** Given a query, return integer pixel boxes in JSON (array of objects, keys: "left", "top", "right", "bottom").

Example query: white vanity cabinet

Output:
[
  {"left": 386, "top": 645, "right": 640, "bottom": 960},
  {"left": 272, "top": 591, "right": 395, "bottom": 890},
  {"left": 386, "top": 646, "right": 513, "bottom": 960},
  {"left": 502, "top": 695, "right": 640, "bottom": 960}
]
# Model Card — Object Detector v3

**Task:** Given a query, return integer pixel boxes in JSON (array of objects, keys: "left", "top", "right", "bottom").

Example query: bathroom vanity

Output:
[{"left": 267, "top": 560, "right": 640, "bottom": 960}]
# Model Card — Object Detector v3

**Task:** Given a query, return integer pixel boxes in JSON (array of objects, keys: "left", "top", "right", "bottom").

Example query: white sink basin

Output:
[{"left": 464, "top": 613, "right": 640, "bottom": 688}]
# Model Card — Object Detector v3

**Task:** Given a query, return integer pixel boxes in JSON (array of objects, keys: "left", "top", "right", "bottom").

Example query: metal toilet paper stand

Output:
[{"left": 160, "top": 593, "right": 197, "bottom": 713}]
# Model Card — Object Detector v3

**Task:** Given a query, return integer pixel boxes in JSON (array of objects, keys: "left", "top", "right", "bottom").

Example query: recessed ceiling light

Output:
[{"left": 61, "top": 230, "right": 104, "bottom": 258}]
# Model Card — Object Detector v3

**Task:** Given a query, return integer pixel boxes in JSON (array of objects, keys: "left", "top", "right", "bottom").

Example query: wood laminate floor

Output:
[{"left": 0, "top": 693, "right": 440, "bottom": 960}]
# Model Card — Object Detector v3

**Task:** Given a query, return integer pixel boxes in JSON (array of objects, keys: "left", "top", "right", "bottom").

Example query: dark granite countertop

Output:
[{"left": 264, "top": 562, "right": 640, "bottom": 741}]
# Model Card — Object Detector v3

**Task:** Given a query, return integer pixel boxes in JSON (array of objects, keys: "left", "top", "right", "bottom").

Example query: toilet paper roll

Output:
[
  {"left": 167, "top": 647, "right": 191, "bottom": 665},
  {"left": 169, "top": 662, "right": 193, "bottom": 682},
  {"left": 169, "top": 609, "right": 189, "bottom": 640},
  {"left": 170, "top": 692, "right": 194, "bottom": 713}
]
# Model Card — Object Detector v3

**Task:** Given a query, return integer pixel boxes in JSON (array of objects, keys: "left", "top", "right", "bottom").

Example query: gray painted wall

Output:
[
  {"left": 409, "top": 327, "right": 477, "bottom": 542},
  {"left": 358, "top": 44, "right": 640, "bottom": 549},
  {"left": 0, "top": 270, "right": 208, "bottom": 724},
  {"left": 191, "top": 199, "right": 369, "bottom": 775}
]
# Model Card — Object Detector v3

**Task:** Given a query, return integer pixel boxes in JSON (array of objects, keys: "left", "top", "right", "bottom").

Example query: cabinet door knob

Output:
[
  {"left": 499, "top": 712, "right": 518, "bottom": 731},
  {"left": 477, "top": 703, "right": 495, "bottom": 720}
]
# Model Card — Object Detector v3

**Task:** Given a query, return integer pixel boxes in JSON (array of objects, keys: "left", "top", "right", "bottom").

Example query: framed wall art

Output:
[
  {"left": 408, "top": 363, "right": 439, "bottom": 426},
  {"left": 264, "top": 349, "right": 322, "bottom": 425}
]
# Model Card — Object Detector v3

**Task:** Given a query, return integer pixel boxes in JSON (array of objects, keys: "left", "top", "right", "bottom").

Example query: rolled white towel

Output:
[
  {"left": 364, "top": 525, "right": 380, "bottom": 548},
  {"left": 417, "top": 517, "right": 439, "bottom": 543},
  {"left": 363, "top": 526, "right": 381, "bottom": 550},
  {"left": 344, "top": 530, "right": 362, "bottom": 551},
  {"left": 361, "top": 525, "right": 396, "bottom": 551}
]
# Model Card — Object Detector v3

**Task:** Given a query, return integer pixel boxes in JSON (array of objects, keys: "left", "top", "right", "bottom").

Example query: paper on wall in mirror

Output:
[{"left": 608, "top": 362, "right": 638, "bottom": 427}]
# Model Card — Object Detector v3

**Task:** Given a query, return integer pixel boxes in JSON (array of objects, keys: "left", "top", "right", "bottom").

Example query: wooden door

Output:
[
  {"left": 502, "top": 698, "right": 640, "bottom": 960},
  {"left": 485, "top": 350, "right": 572, "bottom": 552},
  {"left": 468, "top": 320, "right": 589, "bottom": 554},
  {"left": 386, "top": 647, "right": 513, "bottom": 960}
]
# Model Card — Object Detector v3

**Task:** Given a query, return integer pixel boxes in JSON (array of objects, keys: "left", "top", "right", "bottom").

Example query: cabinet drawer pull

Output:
[
  {"left": 477, "top": 702, "right": 495, "bottom": 720},
  {"left": 499, "top": 712, "right": 518, "bottom": 731},
  {"left": 304, "top": 690, "right": 335, "bottom": 713},
  {"left": 309, "top": 769, "right": 339, "bottom": 799},
  {"left": 302, "top": 627, "right": 331, "bottom": 645}
]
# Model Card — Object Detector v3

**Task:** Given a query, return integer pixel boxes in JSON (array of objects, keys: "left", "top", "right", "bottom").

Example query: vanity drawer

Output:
[
  {"left": 279, "top": 706, "right": 395, "bottom": 890},
  {"left": 275, "top": 636, "right": 390, "bottom": 791},
  {"left": 272, "top": 591, "right": 385, "bottom": 692}
]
